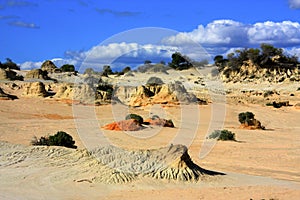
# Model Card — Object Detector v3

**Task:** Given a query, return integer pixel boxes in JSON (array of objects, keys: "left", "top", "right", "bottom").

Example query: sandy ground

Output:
[{"left": 0, "top": 91, "right": 299, "bottom": 199}]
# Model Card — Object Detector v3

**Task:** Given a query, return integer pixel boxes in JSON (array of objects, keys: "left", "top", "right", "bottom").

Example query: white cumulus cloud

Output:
[
  {"left": 162, "top": 20, "right": 249, "bottom": 46},
  {"left": 20, "top": 61, "right": 43, "bottom": 70},
  {"left": 162, "top": 20, "right": 300, "bottom": 57},
  {"left": 162, "top": 20, "right": 300, "bottom": 47},
  {"left": 248, "top": 21, "right": 300, "bottom": 45}
]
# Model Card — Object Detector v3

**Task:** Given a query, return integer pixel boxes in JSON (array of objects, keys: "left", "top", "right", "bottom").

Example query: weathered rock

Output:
[
  {"left": 129, "top": 85, "right": 153, "bottom": 106},
  {"left": 0, "top": 68, "right": 23, "bottom": 81},
  {"left": 0, "top": 141, "right": 223, "bottom": 184},
  {"left": 52, "top": 80, "right": 108, "bottom": 104},
  {"left": 113, "top": 85, "right": 136, "bottom": 104},
  {"left": 0, "top": 68, "right": 9, "bottom": 80},
  {"left": 41, "top": 60, "right": 57, "bottom": 73},
  {"left": 129, "top": 81, "right": 197, "bottom": 107},
  {"left": 54, "top": 83, "right": 74, "bottom": 99},
  {"left": 220, "top": 59, "right": 300, "bottom": 83},
  {"left": 91, "top": 144, "right": 223, "bottom": 182},
  {"left": 54, "top": 83, "right": 107, "bottom": 104},
  {"left": 25, "top": 69, "right": 50, "bottom": 80},
  {"left": 22, "top": 82, "right": 48, "bottom": 97},
  {"left": 0, "top": 87, "right": 17, "bottom": 100},
  {"left": 102, "top": 119, "right": 142, "bottom": 131},
  {"left": 95, "top": 90, "right": 111, "bottom": 104}
]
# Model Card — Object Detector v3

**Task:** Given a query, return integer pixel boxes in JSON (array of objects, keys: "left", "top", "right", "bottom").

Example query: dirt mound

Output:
[
  {"left": 239, "top": 119, "right": 264, "bottom": 130},
  {"left": 102, "top": 119, "right": 143, "bottom": 131},
  {"left": 0, "top": 141, "right": 222, "bottom": 185},
  {"left": 22, "top": 82, "right": 48, "bottom": 97},
  {"left": 0, "top": 87, "right": 17, "bottom": 100}
]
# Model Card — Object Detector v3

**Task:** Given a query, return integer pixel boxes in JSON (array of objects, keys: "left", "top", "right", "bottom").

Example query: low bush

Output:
[
  {"left": 272, "top": 101, "right": 290, "bottom": 108},
  {"left": 60, "top": 64, "right": 75, "bottom": 72},
  {"left": 31, "top": 131, "right": 77, "bottom": 149},
  {"left": 266, "top": 101, "right": 290, "bottom": 108},
  {"left": 146, "top": 77, "right": 164, "bottom": 86},
  {"left": 125, "top": 114, "right": 144, "bottom": 124},
  {"left": 238, "top": 111, "right": 265, "bottom": 130},
  {"left": 238, "top": 112, "right": 254, "bottom": 124},
  {"left": 207, "top": 129, "right": 236, "bottom": 141}
]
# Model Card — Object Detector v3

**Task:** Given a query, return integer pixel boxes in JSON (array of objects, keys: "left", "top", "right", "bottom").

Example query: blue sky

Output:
[{"left": 0, "top": 0, "right": 300, "bottom": 71}]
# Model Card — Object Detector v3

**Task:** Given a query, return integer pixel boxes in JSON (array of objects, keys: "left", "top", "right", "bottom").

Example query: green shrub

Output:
[
  {"left": 97, "top": 80, "right": 113, "bottom": 99},
  {"left": 238, "top": 112, "right": 255, "bottom": 124},
  {"left": 207, "top": 130, "right": 236, "bottom": 141},
  {"left": 48, "top": 131, "right": 77, "bottom": 148},
  {"left": 31, "top": 131, "right": 77, "bottom": 149},
  {"left": 125, "top": 114, "right": 144, "bottom": 124},
  {"left": 169, "top": 52, "right": 193, "bottom": 70},
  {"left": 146, "top": 77, "right": 164, "bottom": 86},
  {"left": 60, "top": 64, "right": 75, "bottom": 72},
  {"left": 272, "top": 101, "right": 290, "bottom": 108}
]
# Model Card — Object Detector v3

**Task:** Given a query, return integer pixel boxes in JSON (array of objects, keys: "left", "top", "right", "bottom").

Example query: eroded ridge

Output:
[
  {"left": 91, "top": 144, "right": 224, "bottom": 182},
  {"left": 0, "top": 142, "right": 223, "bottom": 185}
]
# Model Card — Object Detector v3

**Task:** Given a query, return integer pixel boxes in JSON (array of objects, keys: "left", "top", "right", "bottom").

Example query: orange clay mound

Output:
[{"left": 102, "top": 119, "right": 142, "bottom": 131}]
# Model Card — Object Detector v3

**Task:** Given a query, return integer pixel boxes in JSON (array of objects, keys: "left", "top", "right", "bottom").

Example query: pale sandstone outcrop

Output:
[
  {"left": 25, "top": 69, "right": 50, "bottom": 80},
  {"left": 41, "top": 60, "right": 57, "bottom": 73},
  {"left": 128, "top": 81, "right": 197, "bottom": 107},
  {"left": 0, "top": 87, "right": 17, "bottom": 100},
  {"left": 22, "top": 82, "right": 48, "bottom": 97}
]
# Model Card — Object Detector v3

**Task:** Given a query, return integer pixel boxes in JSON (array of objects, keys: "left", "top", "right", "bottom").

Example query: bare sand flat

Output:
[{"left": 0, "top": 94, "right": 299, "bottom": 199}]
